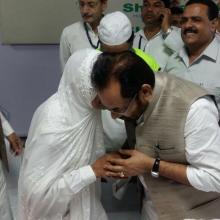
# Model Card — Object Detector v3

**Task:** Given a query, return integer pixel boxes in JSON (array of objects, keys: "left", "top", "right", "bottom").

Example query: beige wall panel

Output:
[{"left": 0, "top": 0, "right": 143, "bottom": 44}]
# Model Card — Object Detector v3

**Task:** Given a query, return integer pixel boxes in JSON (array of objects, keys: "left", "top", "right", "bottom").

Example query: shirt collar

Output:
[
  {"left": 179, "top": 36, "right": 219, "bottom": 64},
  {"left": 139, "top": 28, "right": 163, "bottom": 40}
]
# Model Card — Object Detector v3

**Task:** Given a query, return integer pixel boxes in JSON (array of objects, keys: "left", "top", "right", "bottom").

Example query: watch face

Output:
[
  {"left": 151, "top": 157, "right": 160, "bottom": 178},
  {"left": 151, "top": 171, "right": 159, "bottom": 178}
]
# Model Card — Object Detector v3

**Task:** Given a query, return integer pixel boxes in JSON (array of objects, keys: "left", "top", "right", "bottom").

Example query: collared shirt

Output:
[
  {"left": 165, "top": 36, "right": 220, "bottom": 110},
  {"left": 0, "top": 112, "right": 13, "bottom": 137},
  {"left": 59, "top": 21, "right": 99, "bottom": 70},
  {"left": 133, "top": 27, "right": 183, "bottom": 71}
]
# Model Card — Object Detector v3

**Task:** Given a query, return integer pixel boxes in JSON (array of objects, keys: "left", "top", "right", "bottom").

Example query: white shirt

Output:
[
  {"left": 0, "top": 161, "right": 13, "bottom": 220},
  {"left": 0, "top": 112, "right": 13, "bottom": 136},
  {"left": 165, "top": 36, "right": 220, "bottom": 110},
  {"left": 133, "top": 27, "right": 183, "bottom": 71},
  {"left": 185, "top": 96, "right": 220, "bottom": 192},
  {"left": 60, "top": 21, "right": 99, "bottom": 70}
]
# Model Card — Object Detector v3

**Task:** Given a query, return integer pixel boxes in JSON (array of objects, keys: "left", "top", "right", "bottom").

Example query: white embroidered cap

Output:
[{"left": 98, "top": 11, "right": 132, "bottom": 46}]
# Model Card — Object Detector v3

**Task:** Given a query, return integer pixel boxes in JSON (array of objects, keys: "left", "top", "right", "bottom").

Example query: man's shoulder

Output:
[{"left": 62, "top": 21, "right": 84, "bottom": 35}]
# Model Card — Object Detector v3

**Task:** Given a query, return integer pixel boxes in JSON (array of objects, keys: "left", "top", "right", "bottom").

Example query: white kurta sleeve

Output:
[
  {"left": 60, "top": 28, "right": 71, "bottom": 71},
  {"left": 23, "top": 165, "right": 97, "bottom": 218},
  {"left": 185, "top": 97, "right": 220, "bottom": 192},
  {"left": 0, "top": 112, "right": 14, "bottom": 136}
]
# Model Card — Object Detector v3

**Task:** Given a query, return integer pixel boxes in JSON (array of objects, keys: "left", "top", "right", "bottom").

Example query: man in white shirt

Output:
[
  {"left": 0, "top": 112, "right": 23, "bottom": 220},
  {"left": 133, "top": 0, "right": 183, "bottom": 70},
  {"left": 59, "top": 0, "right": 107, "bottom": 70},
  {"left": 91, "top": 51, "right": 220, "bottom": 219},
  {"left": 165, "top": 0, "right": 220, "bottom": 111}
]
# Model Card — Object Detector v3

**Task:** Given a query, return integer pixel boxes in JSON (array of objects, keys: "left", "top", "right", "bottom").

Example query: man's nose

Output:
[{"left": 81, "top": 5, "right": 90, "bottom": 14}]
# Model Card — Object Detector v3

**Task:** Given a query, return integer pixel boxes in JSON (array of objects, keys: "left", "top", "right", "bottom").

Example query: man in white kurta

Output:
[{"left": 59, "top": 0, "right": 107, "bottom": 70}]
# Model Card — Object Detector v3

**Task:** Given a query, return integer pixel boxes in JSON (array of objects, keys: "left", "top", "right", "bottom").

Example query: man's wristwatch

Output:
[
  {"left": 151, "top": 157, "right": 160, "bottom": 178},
  {"left": 162, "top": 27, "right": 173, "bottom": 39}
]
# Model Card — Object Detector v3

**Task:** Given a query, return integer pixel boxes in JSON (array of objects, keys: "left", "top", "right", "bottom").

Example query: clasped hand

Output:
[{"left": 92, "top": 150, "right": 153, "bottom": 179}]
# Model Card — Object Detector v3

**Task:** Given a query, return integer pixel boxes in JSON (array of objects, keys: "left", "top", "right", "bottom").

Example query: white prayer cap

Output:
[{"left": 98, "top": 11, "right": 132, "bottom": 46}]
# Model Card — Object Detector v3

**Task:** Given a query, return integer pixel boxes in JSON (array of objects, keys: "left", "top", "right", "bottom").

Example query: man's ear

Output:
[
  {"left": 210, "top": 18, "right": 218, "bottom": 32},
  {"left": 139, "top": 84, "right": 153, "bottom": 103}
]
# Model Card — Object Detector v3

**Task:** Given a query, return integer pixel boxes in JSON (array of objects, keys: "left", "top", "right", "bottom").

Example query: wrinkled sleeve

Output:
[
  {"left": 0, "top": 112, "right": 14, "bottom": 136},
  {"left": 185, "top": 97, "right": 220, "bottom": 192},
  {"left": 21, "top": 165, "right": 96, "bottom": 219},
  {"left": 60, "top": 28, "right": 71, "bottom": 71}
]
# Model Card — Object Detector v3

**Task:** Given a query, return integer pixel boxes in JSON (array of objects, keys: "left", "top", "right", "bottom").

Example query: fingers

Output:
[
  {"left": 10, "top": 139, "right": 23, "bottom": 156},
  {"left": 105, "top": 171, "right": 128, "bottom": 179},
  {"left": 104, "top": 164, "right": 123, "bottom": 173}
]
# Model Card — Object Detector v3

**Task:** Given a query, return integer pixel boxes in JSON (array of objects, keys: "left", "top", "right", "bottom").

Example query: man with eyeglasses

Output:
[
  {"left": 59, "top": 0, "right": 107, "bottom": 70},
  {"left": 91, "top": 51, "right": 220, "bottom": 219},
  {"left": 97, "top": 11, "right": 160, "bottom": 152}
]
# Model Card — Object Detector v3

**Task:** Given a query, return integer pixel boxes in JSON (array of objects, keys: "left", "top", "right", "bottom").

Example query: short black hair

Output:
[
  {"left": 161, "top": 0, "right": 170, "bottom": 8},
  {"left": 91, "top": 51, "right": 155, "bottom": 99},
  {"left": 185, "top": 0, "right": 219, "bottom": 20},
  {"left": 171, "top": 6, "right": 183, "bottom": 15},
  {"left": 143, "top": 0, "right": 170, "bottom": 8}
]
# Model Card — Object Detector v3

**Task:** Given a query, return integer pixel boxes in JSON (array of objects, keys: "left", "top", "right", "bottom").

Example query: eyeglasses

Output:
[{"left": 110, "top": 94, "right": 137, "bottom": 115}]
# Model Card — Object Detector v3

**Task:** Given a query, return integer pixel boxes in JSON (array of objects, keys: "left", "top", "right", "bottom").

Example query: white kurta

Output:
[
  {"left": 0, "top": 112, "right": 13, "bottom": 220},
  {"left": 18, "top": 49, "right": 108, "bottom": 220},
  {"left": 60, "top": 21, "right": 127, "bottom": 153},
  {"left": 0, "top": 112, "right": 14, "bottom": 136},
  {"left": 0, "top": 161, "right": 13, "bottom": 220},
  {"left": 60, "top": 21, "right": 99, "bottom": 70}
]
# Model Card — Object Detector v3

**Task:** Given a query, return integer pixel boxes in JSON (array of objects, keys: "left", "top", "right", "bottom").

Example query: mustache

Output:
[
  {"left": 82, "top": 13, "right": 92, "bottom": 18},
  {"left": 183, "top": 28, "right": 198, "bottom": 35}
]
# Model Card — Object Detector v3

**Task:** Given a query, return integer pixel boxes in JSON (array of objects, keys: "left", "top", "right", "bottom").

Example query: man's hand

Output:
[
  {"left": 7, "top": 132, "right": 23, "bottom": 156},
  {"left": 104, "top": 149, "right": 154, "bottom": 178},
  {"left": 160, "top": 8, "right": 171, "bottom": 33},
  {"left": 91, "top": 152, "right": 121, "bottom": 178}
]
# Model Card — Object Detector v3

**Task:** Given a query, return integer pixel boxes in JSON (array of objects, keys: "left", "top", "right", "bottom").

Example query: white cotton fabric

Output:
[
  {"left": 60, "top": 22, "right": 99, "bottom": 70},
  {"left": 98, "top": 11, "right": 132, "bottom": 46},
  {"left": 0, "top": 112, "right": 14, "bottom": 136},
  {"left": 17, "top": 49, "right": 108, "bottom": 220},
  {"left": 0, "top": 161, "right": 13, "bottom": 220}
]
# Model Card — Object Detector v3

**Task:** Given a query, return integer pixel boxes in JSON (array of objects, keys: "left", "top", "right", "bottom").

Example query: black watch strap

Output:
[{"left": 151, "top": 157, "right": 160, "bottom": 178}]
